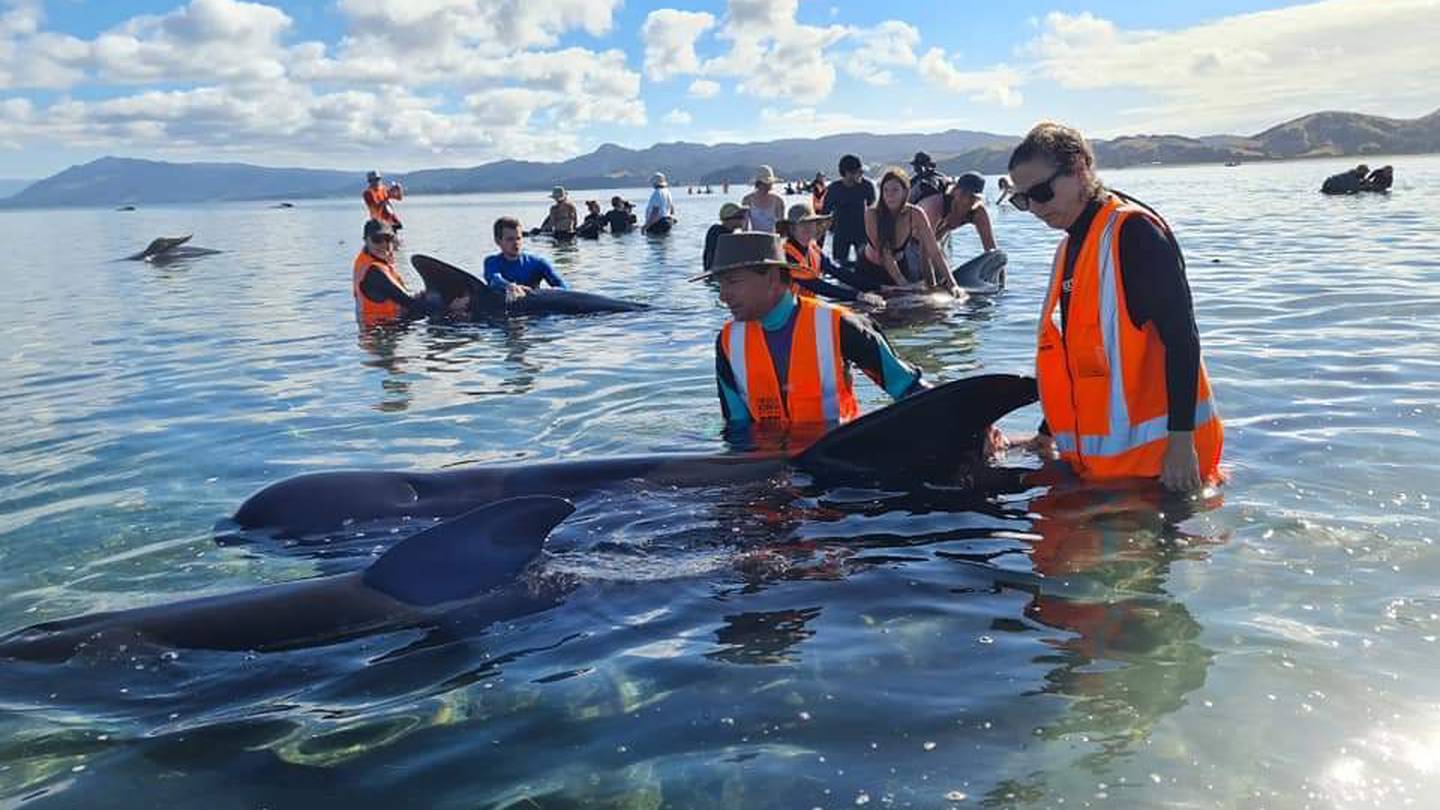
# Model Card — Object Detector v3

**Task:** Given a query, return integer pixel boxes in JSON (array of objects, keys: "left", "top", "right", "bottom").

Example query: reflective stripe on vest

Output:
[
  {"left": 1035, "top": 198, "right": 1223, "bottom": 479},
  {"left": 722, "top": 297, "right": 857, "bottom": 426}
]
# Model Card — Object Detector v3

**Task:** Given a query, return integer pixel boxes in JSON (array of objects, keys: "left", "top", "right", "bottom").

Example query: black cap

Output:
[
  {"left": 366, "top": 170, "right": 381, "bottom": 182},
  {"left": 955, "top": 172, "right": 985, "bottom": 194},
  {"left": 910, "top": 151, "right": 935, "bottom": 169},
  {"left": 363, "top": 218, "right": 395, "bottom": 240},
  {"left": 838, "top": 154, "right": 862, "bottom": 173}
]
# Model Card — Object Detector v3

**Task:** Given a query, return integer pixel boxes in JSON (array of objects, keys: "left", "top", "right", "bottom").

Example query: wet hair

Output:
[
  {"left": 874, "top": 167, "right": 911, "bottom": 252},
  {"left": 1009, "top": 121, "right": 1100, "bottom": 197},
  {"left": 493, "top": 216, "right": 521, "bottom": 241}
]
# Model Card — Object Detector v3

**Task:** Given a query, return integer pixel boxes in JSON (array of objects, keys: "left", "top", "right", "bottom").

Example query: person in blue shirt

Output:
[{"left": 483, "top": 216, "right": 567, "bottom": 303}]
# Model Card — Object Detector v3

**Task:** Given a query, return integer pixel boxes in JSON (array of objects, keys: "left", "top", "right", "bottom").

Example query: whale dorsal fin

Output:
[
  {"left": 362, "top": 496, "right": 574, "bottom": 606},
  {"left": 793, "top": 373, "right": 1038, "bottom": 482},
  {"left": 129, "top": 234, "right": 192, "bottom": 260},
  {"left": 411, "top": 254, "right": 501, "bottom": 308}
]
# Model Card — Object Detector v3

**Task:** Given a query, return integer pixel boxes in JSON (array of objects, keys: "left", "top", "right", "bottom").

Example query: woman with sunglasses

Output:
[
  {"left": 855, "top": 168, "right": 958, "bottom": 294},
  {"left": 1006, "top": 122, "right": 1224, "bottom": 493},
  {"left": 353, "top": 219, "right": 423, "bottom": 325}
]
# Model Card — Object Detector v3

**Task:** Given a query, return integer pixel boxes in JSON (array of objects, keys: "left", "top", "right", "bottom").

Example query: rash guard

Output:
[{"left": 483, "top": 253, "right": 567, "bottom": 290}]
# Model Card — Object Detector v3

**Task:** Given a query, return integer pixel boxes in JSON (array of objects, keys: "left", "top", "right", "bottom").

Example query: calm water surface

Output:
[{"left": 1, "top": 156, "right": 1437, "bottom": 808}]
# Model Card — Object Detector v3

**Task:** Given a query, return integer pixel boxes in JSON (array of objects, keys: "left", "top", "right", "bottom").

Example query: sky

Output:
[{"left": 0, "top": 0, "right": 1436, "bottom": 178}]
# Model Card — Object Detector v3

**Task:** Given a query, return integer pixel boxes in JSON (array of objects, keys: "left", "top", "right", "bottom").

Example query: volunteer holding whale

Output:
[{"left": 1003, "top": 122, "right": 1224, "bottom": 492}]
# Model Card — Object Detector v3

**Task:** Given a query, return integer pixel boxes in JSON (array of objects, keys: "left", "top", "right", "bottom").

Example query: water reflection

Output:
[
  {"left": 1006, "top": 482, "right": 1224, "bottom": 785},
  {"left": 707, "top": 607, "right": 822, "bottom": 666},
  {"left": 356, "top": 321, "right": 415, "bottom": 412}
]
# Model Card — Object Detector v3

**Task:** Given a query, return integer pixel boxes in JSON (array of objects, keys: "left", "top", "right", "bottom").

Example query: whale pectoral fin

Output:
[
  {"left": 793, "top": 373, "right": 1039, "bottom": 483},
  {"left": 362, "top": 496, "right": 574, "bottom": 606}
]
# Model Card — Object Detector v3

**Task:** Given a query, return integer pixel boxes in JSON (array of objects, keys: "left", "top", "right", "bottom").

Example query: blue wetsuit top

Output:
[
  {"left": 483, "top": 253, "right": 567, "bottom": 290},
  {"left": 715, "top": 291, "right": 924, "bottom": 423}
]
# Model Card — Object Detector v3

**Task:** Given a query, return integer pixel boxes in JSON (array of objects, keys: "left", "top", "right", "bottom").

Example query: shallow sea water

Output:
[{"left": 0, "top": 155, "right": 1437, "bottom": 808}]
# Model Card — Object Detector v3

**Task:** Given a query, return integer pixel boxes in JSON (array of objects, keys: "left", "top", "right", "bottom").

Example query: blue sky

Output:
[{"left": 0, "top": 0, "right": 1435, "bottom": 178}]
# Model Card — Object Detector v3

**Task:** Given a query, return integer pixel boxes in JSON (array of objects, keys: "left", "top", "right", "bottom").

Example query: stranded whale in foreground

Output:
[
  {"left": 0, "top": 497, "right": 572, "bottom": 663},
  {"left": 0, "top": 375, "right": 1036, "bottom": 662},
  {"left": 412, "top": 254, "right": 647, "bottom": 318},
  {"left": 231, "top": 374, "right": 1039, "bottom": 538},
  {"left": 125, "top": 234, "right": 223, "bottom": 262}
]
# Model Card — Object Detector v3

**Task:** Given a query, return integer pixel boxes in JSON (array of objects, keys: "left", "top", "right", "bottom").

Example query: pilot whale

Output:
[
  {"left": 0, "top": 497, "right": 573, "bottom": 663},
  {"left": 125, "top": 234, "right": 223, "bottom": 262},
  {"left": 229, "top": 373, "right": 1040, "bottom": 540},
  {"left": 412, "top": 254, "right": 647, "bottom": 317}
]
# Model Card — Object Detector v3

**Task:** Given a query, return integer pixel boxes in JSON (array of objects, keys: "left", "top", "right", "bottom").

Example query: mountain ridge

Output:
[{"left": 3, "top": 109, "right": 1436, "bottom": 208}]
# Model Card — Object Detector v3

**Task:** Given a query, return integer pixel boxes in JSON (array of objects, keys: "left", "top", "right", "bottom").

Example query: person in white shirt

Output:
[{"left": 645, "top": 173, "right": 676, "bottom": 231}]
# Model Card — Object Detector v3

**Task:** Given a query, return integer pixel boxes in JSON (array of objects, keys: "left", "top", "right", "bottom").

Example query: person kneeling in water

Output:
[
  {"left": 578, "top": 200, "right": 606, "bottom": 237},
  {"left": 936, "top": 172, "right": 998, "bottom": 251},
  {"left": 484, "top": 217, "right": 567, "bottom": 303},
  {"left": 857, "top": 168, "right": 958, "bottom": 294},
  {"left": 780, "top": 201, "right": 885, "bottom": 308},
  {"left": 696, "top": 232, "right": 925, "bottom": 444}
]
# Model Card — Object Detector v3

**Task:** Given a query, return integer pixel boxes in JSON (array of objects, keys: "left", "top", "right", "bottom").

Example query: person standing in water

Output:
[
  {"left": 1005, "top": 121, "right": 1223, "bottom": 492},
  {"left": 821, "top": 154, "right": 877, "bottom": 267},
  {"left": 363, "top": 171, "right": 403, "bottom": 231},
  {"left": 936, "top": 172, "right": 997, "bottom": 251},
  {"left": 742, "top": 165, "right": 787, "bottom": 233},
  {"left": 644, "top": 173, "right": 676, "bottom": 230},
  {"left": 703, "top": 202, "right": 749, "bottom": 272},
  {"left": 695, "top": 232, "right": 924, "bottom": 441},
  {"left": 538, "top": 187, "right": 578, "bottom": 237},
  {"left": 484, "top": 217, "right": 567, "bottom": 304}
]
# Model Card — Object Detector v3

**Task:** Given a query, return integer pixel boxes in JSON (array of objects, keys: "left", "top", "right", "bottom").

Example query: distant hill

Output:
[
  {"left": 0, "top": 179, "right": 33, "bottom": 197},
  {"left": 3, "top": 109, "right": 1436, "bottom": 208},
  {"left": 936, "top": 108, "right": 1440, "bottom": 176}
]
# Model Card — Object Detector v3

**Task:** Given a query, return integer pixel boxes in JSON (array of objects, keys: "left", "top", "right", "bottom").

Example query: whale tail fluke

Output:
[{"left": 362, "top": 496, "right": 575, "bottom": 606}]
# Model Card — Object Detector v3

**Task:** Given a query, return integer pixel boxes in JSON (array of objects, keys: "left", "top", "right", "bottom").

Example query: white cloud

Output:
[
  {"left": 663, "top": 108, "right": 692, "bottom": 125},
  {"left": 688, "top": 79, "right": 721, "bottom": 98},
  {"left": 843, "top": 20, "right": 919, "bottom": 86},
  {"left": 1023, "top": 0, "right": 1440, "bottom": 133},
  {"left": 0, "top": 0, "right": 646, "bottom": 165},
  {"left": 916, "top": 48, "right": 1023, "bottom": 107},
  {"left": 640, "top": 9, "right": 715, "bottom": 81}
]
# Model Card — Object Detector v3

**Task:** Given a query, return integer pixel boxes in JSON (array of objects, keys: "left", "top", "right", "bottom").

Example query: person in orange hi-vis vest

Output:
[
  {"left": 780, "top": 201, "right": 885, "bottom": 307},
  {"left": 1003, "top": 122, "right": 1224, "bottom": 492},
  {"left": 690, "top": 231, "right": 928, "bottom": 449},
  {"left": 363, "top": 170, "right": 403, "bottom": 230},
  {"left": 352, "top": 219, "right": 466, "bottom": 325}
]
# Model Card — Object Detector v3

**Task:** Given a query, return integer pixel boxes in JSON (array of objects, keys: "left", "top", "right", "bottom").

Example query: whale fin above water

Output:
[
  {"left": 363, "top": 496, "right": 574, "bottom": 606},
  {"left": 128, "top": 234, "right": 192, "bottom": 261},
  {"left": 794, "top": 373, "right": 1038, "bottom": 482}
]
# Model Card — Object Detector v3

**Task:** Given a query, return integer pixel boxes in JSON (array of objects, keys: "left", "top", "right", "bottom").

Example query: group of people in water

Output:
[
  {"left": 351, "top": 121, "right": 1226, "bottom": 494},
  {"left": 1321, "top": 163, "right": 1394, "bottom": 194}
]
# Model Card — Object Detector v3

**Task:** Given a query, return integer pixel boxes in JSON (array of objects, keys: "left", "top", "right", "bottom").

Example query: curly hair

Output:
[{"left": 1009, "top": 121, "right": 1102, "bottom": 197}]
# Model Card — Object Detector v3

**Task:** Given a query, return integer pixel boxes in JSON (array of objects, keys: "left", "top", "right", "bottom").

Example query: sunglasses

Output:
[{"left": 1009, "top": 167, "right": 1068, "bottom": 211}]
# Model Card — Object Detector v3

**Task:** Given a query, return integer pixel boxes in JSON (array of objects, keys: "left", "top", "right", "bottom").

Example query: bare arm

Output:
[
  {"left": 864, "top": 208, "right": 910, "bottom": 287},
  {"left": 971, "top": 204, "right": 997, "bottom": 251},
  {"left": 910, "top": 206, "right": 956, "bottom": 290}
]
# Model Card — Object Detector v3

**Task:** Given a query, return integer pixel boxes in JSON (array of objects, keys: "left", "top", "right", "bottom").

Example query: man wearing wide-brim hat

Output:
[
  {"left": 693, "top": 231, "right": 926, "bottom": 437},
  {"left": 779, "top": 201, "right": 886, "bottom": 308},
  {"left": 703, "top": 201, "right": 749, "bottom": 272},
  {"left": 538, "top": 186, "right": 578, "bottom": 237}
]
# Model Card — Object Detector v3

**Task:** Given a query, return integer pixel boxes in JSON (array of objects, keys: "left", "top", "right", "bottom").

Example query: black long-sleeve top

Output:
[{"left": 1057, "top": 197, "right": 1201, "bottom": 431}]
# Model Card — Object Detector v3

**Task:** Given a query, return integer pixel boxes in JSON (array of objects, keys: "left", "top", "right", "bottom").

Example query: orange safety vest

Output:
[
  {"left": 1035, "top": 197, "right": 1224, "bottom": 481},
  {"left": 364, "top": 185, "right": 399, "bottom": 225},
  {"left": 783, "top": 238, "right": 823, "bottom": 297},
  {"left": 720, "top": 296, "right": 859, "bottom": 427},
  {"left": 352, "top": 249, "right": 410, "bottom": 323}
]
